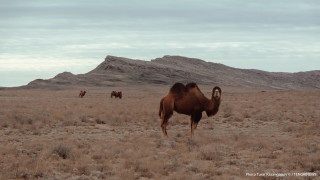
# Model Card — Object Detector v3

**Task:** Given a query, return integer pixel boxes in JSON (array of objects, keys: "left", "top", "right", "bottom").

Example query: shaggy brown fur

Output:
[
  {"left": 78, "top": 90, "right": 86, "bottom": 98},
  {"left": 159, "top": 82, "right": 221, "bottom": 137},
  {"left": 111, "top": 91, "right": 122, "bottom": 99}
]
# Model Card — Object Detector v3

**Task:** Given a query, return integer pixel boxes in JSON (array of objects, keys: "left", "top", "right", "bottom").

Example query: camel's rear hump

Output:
[{"left": 170, "top": 83, "right": 187, "bottom": 94}]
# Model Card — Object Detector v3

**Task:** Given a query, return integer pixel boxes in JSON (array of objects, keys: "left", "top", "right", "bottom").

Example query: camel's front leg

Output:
[
  {"left": 190, "top": 112, "right": 202, "bottom": 137},
  {"left": 190, "top": 121, "right": 198, "bottom": 137}
]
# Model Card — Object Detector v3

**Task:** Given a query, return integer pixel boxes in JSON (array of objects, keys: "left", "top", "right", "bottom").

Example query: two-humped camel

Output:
[
  {"left": 79, "top": 90, "right": 86, "bottom": 98},
  {"left": 159, "top": 83, "right": 221, "bottom": 137},
  {"left": 110, "top": 91, "right": 122, "bottom": 99}
]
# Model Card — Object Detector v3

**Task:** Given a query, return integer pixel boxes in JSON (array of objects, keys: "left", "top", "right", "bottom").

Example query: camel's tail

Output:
[{"left": 159, "top": 98, "right": 164, "bottom": 118}]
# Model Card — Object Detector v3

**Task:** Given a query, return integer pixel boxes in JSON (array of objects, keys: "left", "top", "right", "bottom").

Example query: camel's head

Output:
[
  {"left": 206, "top": 86, "right": 222, "bottom": 117},
  {"left": 212, "top": 86, "right": 221, "bottom": 100}
]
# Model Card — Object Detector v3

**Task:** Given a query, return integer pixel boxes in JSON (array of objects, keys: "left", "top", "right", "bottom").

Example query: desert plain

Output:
[{"left": 0, "top": 85, "right": 319, "bottom": 179}]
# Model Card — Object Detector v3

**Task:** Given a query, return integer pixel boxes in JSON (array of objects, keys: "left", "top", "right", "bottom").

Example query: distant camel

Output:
[
  {"left": 159, "top": 82, "right": 221, "bottom": 137},
  {"left": 79, "top": 90, "right": 86, "bottom": 98},
  {"left": 111, "top": 91, "right": 122, "bottom": 99}
]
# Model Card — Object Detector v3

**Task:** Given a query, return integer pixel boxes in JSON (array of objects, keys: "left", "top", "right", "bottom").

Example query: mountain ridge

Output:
[{"left": 26, "top": 55, "right": 320, "bottom": 89}]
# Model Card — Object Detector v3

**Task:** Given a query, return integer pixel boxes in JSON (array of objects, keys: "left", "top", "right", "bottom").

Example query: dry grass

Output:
[{"left": 0, "top": 85, "right": 319, "bottom": 179}]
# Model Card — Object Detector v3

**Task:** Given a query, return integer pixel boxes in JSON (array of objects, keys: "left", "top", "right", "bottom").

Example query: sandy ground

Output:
[{"left": 0, "top": 85, "right": 319, "bottom": 180}]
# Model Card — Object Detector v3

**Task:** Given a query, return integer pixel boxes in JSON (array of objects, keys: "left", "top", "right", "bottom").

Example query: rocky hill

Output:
[{"left": 27, "top": 55, "right": 320, "bottom": 89}]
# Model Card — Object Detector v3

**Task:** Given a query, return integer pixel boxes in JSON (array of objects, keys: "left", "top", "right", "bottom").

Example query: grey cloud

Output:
[{"left": 1, "top": 0, "right": 319, "bottom": 28}]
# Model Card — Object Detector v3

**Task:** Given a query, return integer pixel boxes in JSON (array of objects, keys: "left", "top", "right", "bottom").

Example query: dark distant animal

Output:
[
  {"left": 79, "top": 90, "right": 86, "bottom": 98},
  {"left": 159, "top": 82, "right": 222, "bottom": 137},
  {"left": 110, "top": 91, "right": 122, "bottom": 99}
]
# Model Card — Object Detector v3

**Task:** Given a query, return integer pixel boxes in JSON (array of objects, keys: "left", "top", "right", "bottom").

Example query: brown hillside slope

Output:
[{"left": 26, "top": 55, "right": 320, "bottom": 89}]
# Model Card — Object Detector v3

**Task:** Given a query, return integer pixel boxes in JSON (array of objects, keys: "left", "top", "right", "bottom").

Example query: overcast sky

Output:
[{"left": 1, "top": 0, "right": 319, "bottom": 87}]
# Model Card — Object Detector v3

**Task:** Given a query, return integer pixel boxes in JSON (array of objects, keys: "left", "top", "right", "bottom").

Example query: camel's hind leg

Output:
[
  {"left": 161, "top": 114, "right": 172, "bottom": 137},
  {"left": 159, "top": 98, "right": 174, "bottom": 137}
]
